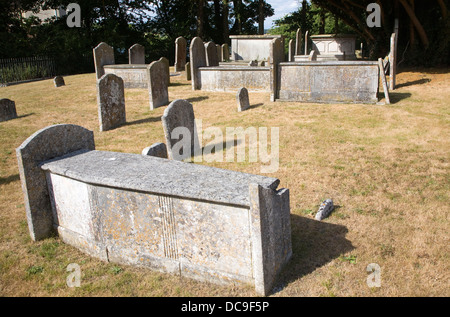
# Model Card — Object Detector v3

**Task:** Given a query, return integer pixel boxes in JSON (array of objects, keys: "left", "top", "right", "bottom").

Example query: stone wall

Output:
[
  {"left": 277, "top": 61, "right": 379, "bottom": 103},
  {"left": 230, "top": 35, "right": 284, "bottom": 62},
  {"left": 103, "top": 65, "right": 148, "bottom": 89}
]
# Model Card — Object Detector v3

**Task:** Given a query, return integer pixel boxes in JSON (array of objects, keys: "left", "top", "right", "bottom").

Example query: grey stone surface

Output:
[
  {"left": 158, "top": 57, "right": 170, "bottom": 86},
  {"left": 53, "top": 76, "right": 65, "bottom": 87},
  {"left": 185, "top": 62, "right": 191, "bottom": 81},
  {"left": 295, "top": 28, "right": 302, "bottom": 55},
  {"left": 128, "top": 43, "right": 145, "bottom": 64},
  {"left": 216, "top": 44, "right": 222, "bottom": 62},
  {"left": 104, "top": 64, "right": 148, "bottom": 89},
  {"left": 97, "top": 73, "right": 126, "bottom": 131},
  {"left": 147, "top": 60, "right": 169, "bottom": 110},
  {"left": 16, "top": 124, "right": 94, "bottom": 241},
  {"left": 205, "top": 41, "right": 219, "bottom": 67},
  {"left": 277, "top": 61, "right": 379, "bottom": 103},
  {"left": 142, "top": 142, "right": 168, "bottom": 158},
  {"left": 304, "top": 31, "right": 309, "bottom": 55},
  {"left": 162, "top": 99, "right": 199, "bottom": 161},
  {"left": 174, "top": 36, "right": 187, "bottom": 72},
  {"left": 93, "top": 42, "right": 115, "bottom": 79},
  {"left": 41, "top": 150, "right": 279, "bottom": 207},
  {"left": 0, "top": 99, "right": 17, "bottom": 122},
  {"left": 237, "top": 87, "right": 250, "bottom": 112},
  {"left": 190, "top": 37, "right": 207, "bottom": 90},
  {"left": 315, "top": 199, "right": 334, "bottom": 220}
]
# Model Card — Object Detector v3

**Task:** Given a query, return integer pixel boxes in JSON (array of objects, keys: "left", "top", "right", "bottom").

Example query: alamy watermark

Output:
[
  {"left": 366, "top": 263, "right": 381, "bottom": 288},
  {"left": 170, "top": 119, "right": 279, "bottom": 173},
  {"left": 66, "top": 3, "right": 81, "bottom": 28},
  {"left": 66, "top": 263, "right": 81, "bottom": 287},
  {"left": 366, "top": 3, "right": 381, "bottom": 28}
]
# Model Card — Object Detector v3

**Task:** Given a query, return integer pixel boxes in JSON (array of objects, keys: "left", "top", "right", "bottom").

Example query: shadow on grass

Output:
[
  {"left": 273, "top": 214, "right": 354, "bottom": 294},
  {"left": 186, "top": 96, "right": 209, "bottom": 103},
  {"left": 389, "top": 92, "right": 412, "bottom": 104},
  {"left": 123, "top": 115, "right": 161, "bottom": 126},
  {"left": 169, "top": 82, "right": 190, "bottom": 87},
  {"left": 248, "top": 103, "right": 264, "bottom": 110},
  {"left": 0, "top": 174, "right": 20, "bottom": 185},
  {"left": 396, "top": 78, "right": 431, "bottom": 88}
]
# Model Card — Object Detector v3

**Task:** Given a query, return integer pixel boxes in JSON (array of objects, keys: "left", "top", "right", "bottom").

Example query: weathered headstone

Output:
[
  {"left": 190, "top": 37, "right": 207, "bottom": 90},
  {"left": 142, "top": 142, "right": 168, "bottom": 158},
  {"left": 93, "top": 42, "right": 115, "bottom": 79},
  {"left": 221, "top": 43, "right": 230, "bottom": 62},
  {"left": 128, "top": 43, "right": 145, "bottom": 64},
  {"left": 308, "top": 50, "right": 317, "bottom": 61},
  {"left": 237, "top": 87, "right": 250, "bottom": 112},
  {"left": 147, "top": 59, "right": 169, "bottom": 110},
  {"left": 162, "top": 99, "right": 199, "bottom": 161},
  {"left": 295, "top": 28, "right": 302, "bottom": 55},
  {"left": 288, "top": 39, "right": 295, "bottom": 62},
  {"left": 158, "top": 57, "right": 170, "bottom": 86},
  {"left": 304, "top": 31, "right": 309, "bottom": 55},
  {"left": 248, "top": 60, "right": 258, "bottom": 66},
  {"left": 174, "top": 36, "right": 187, "bottom": 72},
  {"left": 16, "top": 124, "right": 95, "bottom": 241},
  {"left": 205, "top": 41, "right": 219, "bottom": 67},
  {"left": 0, "top": 99, "right": 17, "bottom": 122},
  {"left": 53, "top": 76, "right": 65, "bottom": 87},
  {"left": 389, "top": 33, "right": 396, "bottom": 90},
  {"left": 216, "top": 44, "right": 222, "bottom": 62},
  {"left": 315, "top": 199, "right": 334, "bottom": 221},
  {"left": 269, "top": 38, "right": 284, "bottom": 102},
  {"left": 185, "top": 62, "right": 191, "bottom": 81},
  {"left": 97, "top": 73, "right": 126, "bottom": 131}
]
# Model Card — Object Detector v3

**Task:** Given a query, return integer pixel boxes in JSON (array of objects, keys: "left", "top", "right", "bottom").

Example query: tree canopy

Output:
[{"left": 1, "top": 0, "right": 447, "bottom": 76}]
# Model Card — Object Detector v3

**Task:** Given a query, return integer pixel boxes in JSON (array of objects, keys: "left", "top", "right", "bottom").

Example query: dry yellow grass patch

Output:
[{"left": 0, "top": 67, "right": 449, "bottom": 297}]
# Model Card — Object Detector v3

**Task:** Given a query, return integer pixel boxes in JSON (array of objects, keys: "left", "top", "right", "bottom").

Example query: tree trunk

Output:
[
  {"left": 319, "top": 8, "right": 325, "bottom": 34},
  {"left": 233, "top": 0, "right": 242, "bottom": 34},
  {"left": 223, "top": 0, "right": 229, "bottom": 44},
  {"left": 436, "top": 0, "right": 448, "bottom": 18},
  {"left": 409, "top": 0, "right": 415, "bottom": 46},
  {"left": 214, "top": 0, "right": 222, "bottom": 42},
  {"left": 398, "top": 0, "right": 429, "bottom": 48},
  {"left": 258, "top": 0, "right": 264, "bottom": 35},
  {"left": 197, "top": 0, "right": 204, "bottom": 38}
]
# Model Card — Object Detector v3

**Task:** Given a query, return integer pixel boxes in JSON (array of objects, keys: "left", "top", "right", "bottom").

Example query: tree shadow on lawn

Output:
[{"left": 273, "top": 214, "right": 355, "bottom": 294}]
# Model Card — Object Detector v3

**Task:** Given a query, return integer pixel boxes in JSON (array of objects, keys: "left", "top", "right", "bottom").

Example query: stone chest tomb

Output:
[{"left": 17, "top": 124, "right": 292, "bottom": 295}]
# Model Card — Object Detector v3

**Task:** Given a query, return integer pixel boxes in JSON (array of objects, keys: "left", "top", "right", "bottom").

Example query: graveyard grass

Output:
[{"left": 0, "top": 67, "right": 449, "bottom": 297}]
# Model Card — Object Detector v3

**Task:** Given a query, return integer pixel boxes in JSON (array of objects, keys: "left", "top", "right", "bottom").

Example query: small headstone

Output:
[
  {"left": 174, "top": 36, "right": 187, "bottom": 72},
  {"left": 162, "top": 99, "right": 199, "bottom": 161},
  {"left": 0, "top": 98, "right": 17, "bottom": 122},
  {"left": 53, "top": 76, "right": 65, "bottom": 87},
  {"left": 147, "top": 59, "right": 169, "bottom": 110},
  {"left": 308, "top": 50, "right": 317, "bottom": 61},
  {"left": 216, "top": 44, "right": 222, "bottom": 62},
  {"left": 237, "top": 87, "right": 250, "bottom": 112},
  {"left": 288, "top": 39, "right": 295, "bottom": 62},
  {"left": 205, "top": 41, "right": 219, "bottom": 67},
  {"left": 304, "top": 30, "right": 309, "bottom": 55},
  {"left": 190, "top": 37, "right": 207, "bottom": 90},
  {"left": 248, "top": 60, "right": 258, "bottom": 66},
  {"left": 221, "top": 43, "right": 230, "bottom": 62},
  {"left": 93, "top": 42, "right": 115, "bottom": 79},
  {"left": 97, "top": 73, "right": 126, "bottom": 131},
  {"left": 315, "top": 199, "right": 334, "bottom": 221},
  {"left": 158, "top": 57, "right": 170, "bottom": 86},
  {"left": 295, "top": 28, "right": 302, "bottom": 55},
  {"left": 129, "top": 43, "right": 145, "bottom": 64},
  {"left": 259, "top": 61, "right": 266, "bottom": 67},
  {"left": 185, "top": 62, "right": 191, "bottom": 81},
  {"left": 142, "top": 142, "right": 168, "bottom": 159}
]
